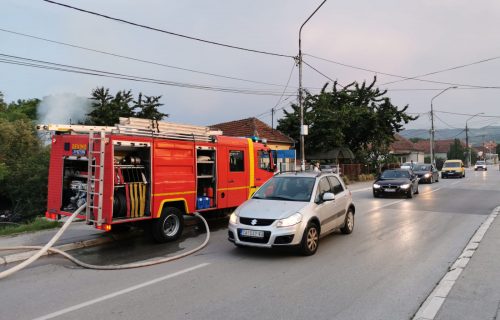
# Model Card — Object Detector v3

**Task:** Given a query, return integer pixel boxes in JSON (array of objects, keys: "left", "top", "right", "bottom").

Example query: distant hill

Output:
[{"left": 400, "top": 126, "right": 500, "bottom": 146}]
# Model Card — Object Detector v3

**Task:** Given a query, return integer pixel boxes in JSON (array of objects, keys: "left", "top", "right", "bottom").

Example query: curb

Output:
[
  {"left": 0, "top": 231, "right": 140, "bottom": 266},
  {"left": 412, "top": 206, "right": 500, "bottom": 320}
]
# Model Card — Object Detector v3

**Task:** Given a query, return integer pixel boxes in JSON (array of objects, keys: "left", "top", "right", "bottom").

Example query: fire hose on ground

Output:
[{"left": 0, "top": 204, "right": 210, "bottom": 279}]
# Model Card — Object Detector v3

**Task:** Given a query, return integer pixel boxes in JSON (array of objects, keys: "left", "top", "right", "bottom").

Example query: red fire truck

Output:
[{"left": 40, "top": 118, "right": 275, "bottom": 242}]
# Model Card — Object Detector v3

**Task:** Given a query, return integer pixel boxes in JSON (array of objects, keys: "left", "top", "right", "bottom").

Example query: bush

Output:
[
  {"left": 0, "top": 119, "right": 50, "bottom": 220},
  {"left": 357, "top": 174, "right": 375, "bottom": 181}
]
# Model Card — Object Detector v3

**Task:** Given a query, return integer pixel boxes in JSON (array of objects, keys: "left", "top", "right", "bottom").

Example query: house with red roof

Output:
[
  {"left": 389, "top": 134, "right": 424, "bottom": 163},
  {"left": 209, "top": 117, "right": 295, "bottom": 150},
  {"left": 414, "top": 139, "right": 466, "bottom": 160},
  {"left": 209, "top": 117, "right": 296, "bottom": 171}
]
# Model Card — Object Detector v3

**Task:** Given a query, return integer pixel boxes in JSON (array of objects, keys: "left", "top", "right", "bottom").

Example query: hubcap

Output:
[
  {"left": 306, "top": 227, "right": 318, "bottom": 251},
  {"left": 347, "top": 212, "right": 354, "bottom": 230},
  {"left": 162, "top": 214, "right": 180, "bottom": 237}
]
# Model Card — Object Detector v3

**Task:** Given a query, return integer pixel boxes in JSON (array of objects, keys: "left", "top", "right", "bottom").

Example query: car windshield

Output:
[
  {"left": 443, "top": 162, "right": 460, "bottom": 168},
  {"left": 252, "top": 176, "right": 315, "bottom": 202},
  {"left": 380, "top": 170, "right": 410, "bottom": 179},
  {"left": 476, "top": 161, "right": 485, "bottom": 165},
  {"left": 418, "top": 165, "right": 431, "bottom": 171}
]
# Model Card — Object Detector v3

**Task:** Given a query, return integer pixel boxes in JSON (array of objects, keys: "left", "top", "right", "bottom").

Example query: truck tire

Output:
[{"left": 152, "top": 207, "right": 184, "bottom": 243}]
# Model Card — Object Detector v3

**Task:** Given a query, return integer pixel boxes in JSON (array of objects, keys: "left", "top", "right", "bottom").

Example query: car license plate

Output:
[
  {"left": 240, "top": 229, "right": 264, "bottom": 238},
  {"left": 384, "top": 189, "right": 396, "bottom": 192}
]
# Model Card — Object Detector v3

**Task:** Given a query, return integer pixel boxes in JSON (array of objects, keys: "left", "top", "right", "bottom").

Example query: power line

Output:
[
  {"left": 302, "top": 60, "right": 345, "bottom": 88},
  {"left": 434, "top": 113, "right": 461, "bottom": 129},
  {"left": 380, "top": 55, "right": 500, "bottom": 86},
  {"left": 304, "top": 53, "right": 500, "bottom": 89},
  {"left": 0, "top": 27, "right": 297, "bottom": 89},
  {"left": 434, "top": 110, "right": 500, "bottom": 118},
  {"left": 42, "top": 0, "right": 294, "bottom": 59},
  {"left": 386, "top": 87, "right": 500, "bottom": 91},
  {"left": 0, "top": 53, "right": 297, "bottom": 96}
]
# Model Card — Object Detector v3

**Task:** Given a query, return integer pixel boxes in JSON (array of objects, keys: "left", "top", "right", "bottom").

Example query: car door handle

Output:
[
  {"left": 256, "top": 178, "right": 262, "bottom": 181},
  {"left": 228, "top": 180, "right": 234, "bottom": 183}
]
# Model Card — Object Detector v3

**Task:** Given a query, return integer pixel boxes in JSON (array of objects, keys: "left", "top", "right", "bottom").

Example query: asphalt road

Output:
[{"left": 1, "top": 168, "right": 499, "bottom": 320}]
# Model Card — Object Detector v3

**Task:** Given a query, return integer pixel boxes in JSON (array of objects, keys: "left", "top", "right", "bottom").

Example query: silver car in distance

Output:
[{"left": 228, "top": 172, "right": 355, "bottom": 255}]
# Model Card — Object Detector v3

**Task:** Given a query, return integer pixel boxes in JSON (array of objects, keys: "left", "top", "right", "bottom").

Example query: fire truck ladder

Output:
[{"left": 86, "top": 130, "right": 106, "bottom": 226}]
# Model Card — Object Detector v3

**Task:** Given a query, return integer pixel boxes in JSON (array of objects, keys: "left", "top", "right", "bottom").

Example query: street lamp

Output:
[
  {"left": 430, "top": 86, "right": 457, "bottom": 166},
  {"left": 298, "top": 0, "right": 327, "bottom": 171},
  {"left": 465, "top": 112, "right": 484, "bottom": 167}
]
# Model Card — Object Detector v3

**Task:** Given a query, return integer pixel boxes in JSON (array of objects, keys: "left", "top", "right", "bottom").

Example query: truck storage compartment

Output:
[
  {"left": 112, "top": 142, "right": 151, "bottom": 220},
  {"left": 196, "top": 147, "right": 216, "bottom": 209},
  {"left": 61, "top": 157, "right": 90, "bottom": 212}
]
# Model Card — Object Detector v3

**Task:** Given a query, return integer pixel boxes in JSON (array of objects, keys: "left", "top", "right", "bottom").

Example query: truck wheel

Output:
[{"left": 152, "top": 207, "right": 184, "bottom": 243}]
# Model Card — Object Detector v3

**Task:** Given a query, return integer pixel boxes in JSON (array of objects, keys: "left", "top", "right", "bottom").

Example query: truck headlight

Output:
[
  {"left": 400, "top": 184, "right": 410, "bottom": 189},
  {"left": 229, "top": 213, "right": 238, "bottom": 224},
  {"left": 277, "top": 213, "right": 302, "bottom": 228}
]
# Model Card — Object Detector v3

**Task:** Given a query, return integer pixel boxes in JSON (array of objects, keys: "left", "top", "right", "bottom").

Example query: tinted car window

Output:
[
  {"left": 418, "top": 165, "right": 431, "bottom": 171},
  {"left": 315, "top": 177, "right": 331, "bottom": 202},
  {"left": 327, "top": 176, "right": 344, "bottom": 195},
  {"left": 443, "top": 162, "right": 460, "bottom": 168},
  {"left": 380, "top": 170, "right": 410, "bottom": 179}
]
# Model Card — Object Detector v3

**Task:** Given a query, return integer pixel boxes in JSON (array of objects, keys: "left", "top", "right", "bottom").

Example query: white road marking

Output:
[
  {"left": 32, "top": 263, "right": 210, "bottom": 320},
  {"left": 413, "top": 206, "right": 500, "bottom": 320}
]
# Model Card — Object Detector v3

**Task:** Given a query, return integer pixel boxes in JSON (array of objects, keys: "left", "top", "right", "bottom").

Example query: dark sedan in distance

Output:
[
  {"left": 413, "top": 163, "right": 439, "bottom": 184},
  {"left": 373, "top": 169, "right": 419, "bottom": 198}
]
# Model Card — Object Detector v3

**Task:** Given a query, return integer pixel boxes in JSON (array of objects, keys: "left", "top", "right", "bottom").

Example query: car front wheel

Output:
[
  {"left": 340, "top": 209, "right": 354, "bottom": 234},
  {"left": 300, "top": 223, "right": 319, "bottom": 256}
]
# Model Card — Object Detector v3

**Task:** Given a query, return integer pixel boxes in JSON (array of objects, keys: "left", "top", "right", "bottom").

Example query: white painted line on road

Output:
[
  {"left": 413, "top": 206, "right": 500, "bottom": 320},
  {"left": 32, "top": 263, "right": 210, "bottom": 320}
]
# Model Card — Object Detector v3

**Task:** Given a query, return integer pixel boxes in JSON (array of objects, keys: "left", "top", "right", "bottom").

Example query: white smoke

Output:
[{"left": 37, "top": 93, "right": 91, "bottom": 124}]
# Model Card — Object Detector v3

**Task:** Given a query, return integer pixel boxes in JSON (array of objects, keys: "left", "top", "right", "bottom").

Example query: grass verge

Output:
[{"left": 0, "top": 217, "right": 61, "bottom": 237}]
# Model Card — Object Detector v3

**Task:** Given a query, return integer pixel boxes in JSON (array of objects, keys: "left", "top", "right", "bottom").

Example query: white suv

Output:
[
  {"left": 474, "top": 161, "right": 487, "bottom": 171},
  {"left": 228, "top": 172, "right": 355, "bottom": 255}
]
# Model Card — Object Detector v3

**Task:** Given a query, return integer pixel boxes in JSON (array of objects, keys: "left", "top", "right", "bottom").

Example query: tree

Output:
[
  {"left": 0, "top": 118, "right": 49, "bottom": 219},
  {"left": 134, "top": 93, "right": 168, "bottom": 121},
  {"left": 85, "top": 88, "right": 168, "bottom": 125},
  {"left": 409, "top": 137, "right": 427, "bottom": 143},
  {"left": 447, "top": 139, "right": 466, "bottom": 161},
  {"left": 277, "top": 78, "right": 417, "bottom": 166}
]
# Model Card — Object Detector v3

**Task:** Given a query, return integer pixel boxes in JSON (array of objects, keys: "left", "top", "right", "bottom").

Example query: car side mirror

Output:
[{"left": 322, "top": 192, "right": 335, "bottom": 201}]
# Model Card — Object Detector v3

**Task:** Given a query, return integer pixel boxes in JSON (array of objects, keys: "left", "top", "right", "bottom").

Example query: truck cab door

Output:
[{"left": 225, "top": 149, "right": 248, "bottom": 208}]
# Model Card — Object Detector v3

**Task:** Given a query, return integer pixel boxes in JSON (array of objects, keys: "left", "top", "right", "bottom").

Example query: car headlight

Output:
[
  {"left": 424, "top": 173, "right": 431, "bottom": 178},
  {"left": 229, "top": 213, "right": 238, "bottom": 224},
  {"left": 400, "top": 184, "right": 410, "bottom": 189},
  {"left": 276, "top": 213, "right": 302, "bottom": 228},
  {"left": 373, "top": 183, "right": 381, "bottom": 189}
]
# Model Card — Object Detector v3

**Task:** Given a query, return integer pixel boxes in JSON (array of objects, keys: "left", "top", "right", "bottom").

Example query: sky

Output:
[{"left": 1, "top": 0, "right": 500, "bottom": 131}]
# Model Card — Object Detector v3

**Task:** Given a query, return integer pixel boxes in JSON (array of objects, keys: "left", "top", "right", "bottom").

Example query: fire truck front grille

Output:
[{"left": 239, "top": 217, "right": 275, "bottom": 226}]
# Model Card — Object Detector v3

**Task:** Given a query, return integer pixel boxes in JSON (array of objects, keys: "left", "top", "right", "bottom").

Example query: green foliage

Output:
[
  {"left": 277, "top": 78, "right": 417, "bottom": 166},
  {"left": 0, "top": 118, "right": 50, "bottom": 219},
  {"left": 409, "top": 137, "right": 427, "bottom": 143},
  {"left": 134, "top": 93, "right": 169, "bottom": 121},
  {"left": 85, "top": 87, "right": 168, "bottom": 125},
  {"left": 447, "top": 139, "right": 466, "bottom": 161},
  {"left": 0, "top": 217, "right": 61, "bottom": 236}
]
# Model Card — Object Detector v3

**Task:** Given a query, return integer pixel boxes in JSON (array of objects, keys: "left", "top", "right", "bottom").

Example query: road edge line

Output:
[{"left": 412, "top": 205, "right": 500, "bottom": 320}]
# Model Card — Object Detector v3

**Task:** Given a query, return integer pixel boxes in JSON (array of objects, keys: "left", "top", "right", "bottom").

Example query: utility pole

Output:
[
  {"left": 430, "top": 86, "right": 457, "bottom": 166},
  {"left": 271, "top": 108, "right": 275, "bottom": 130},
  {"left": 298, "top": 0, "right": 327, "bottom": 171},
  {"left": 465, "top": 112, "right": 483, "bottom": 167}
]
